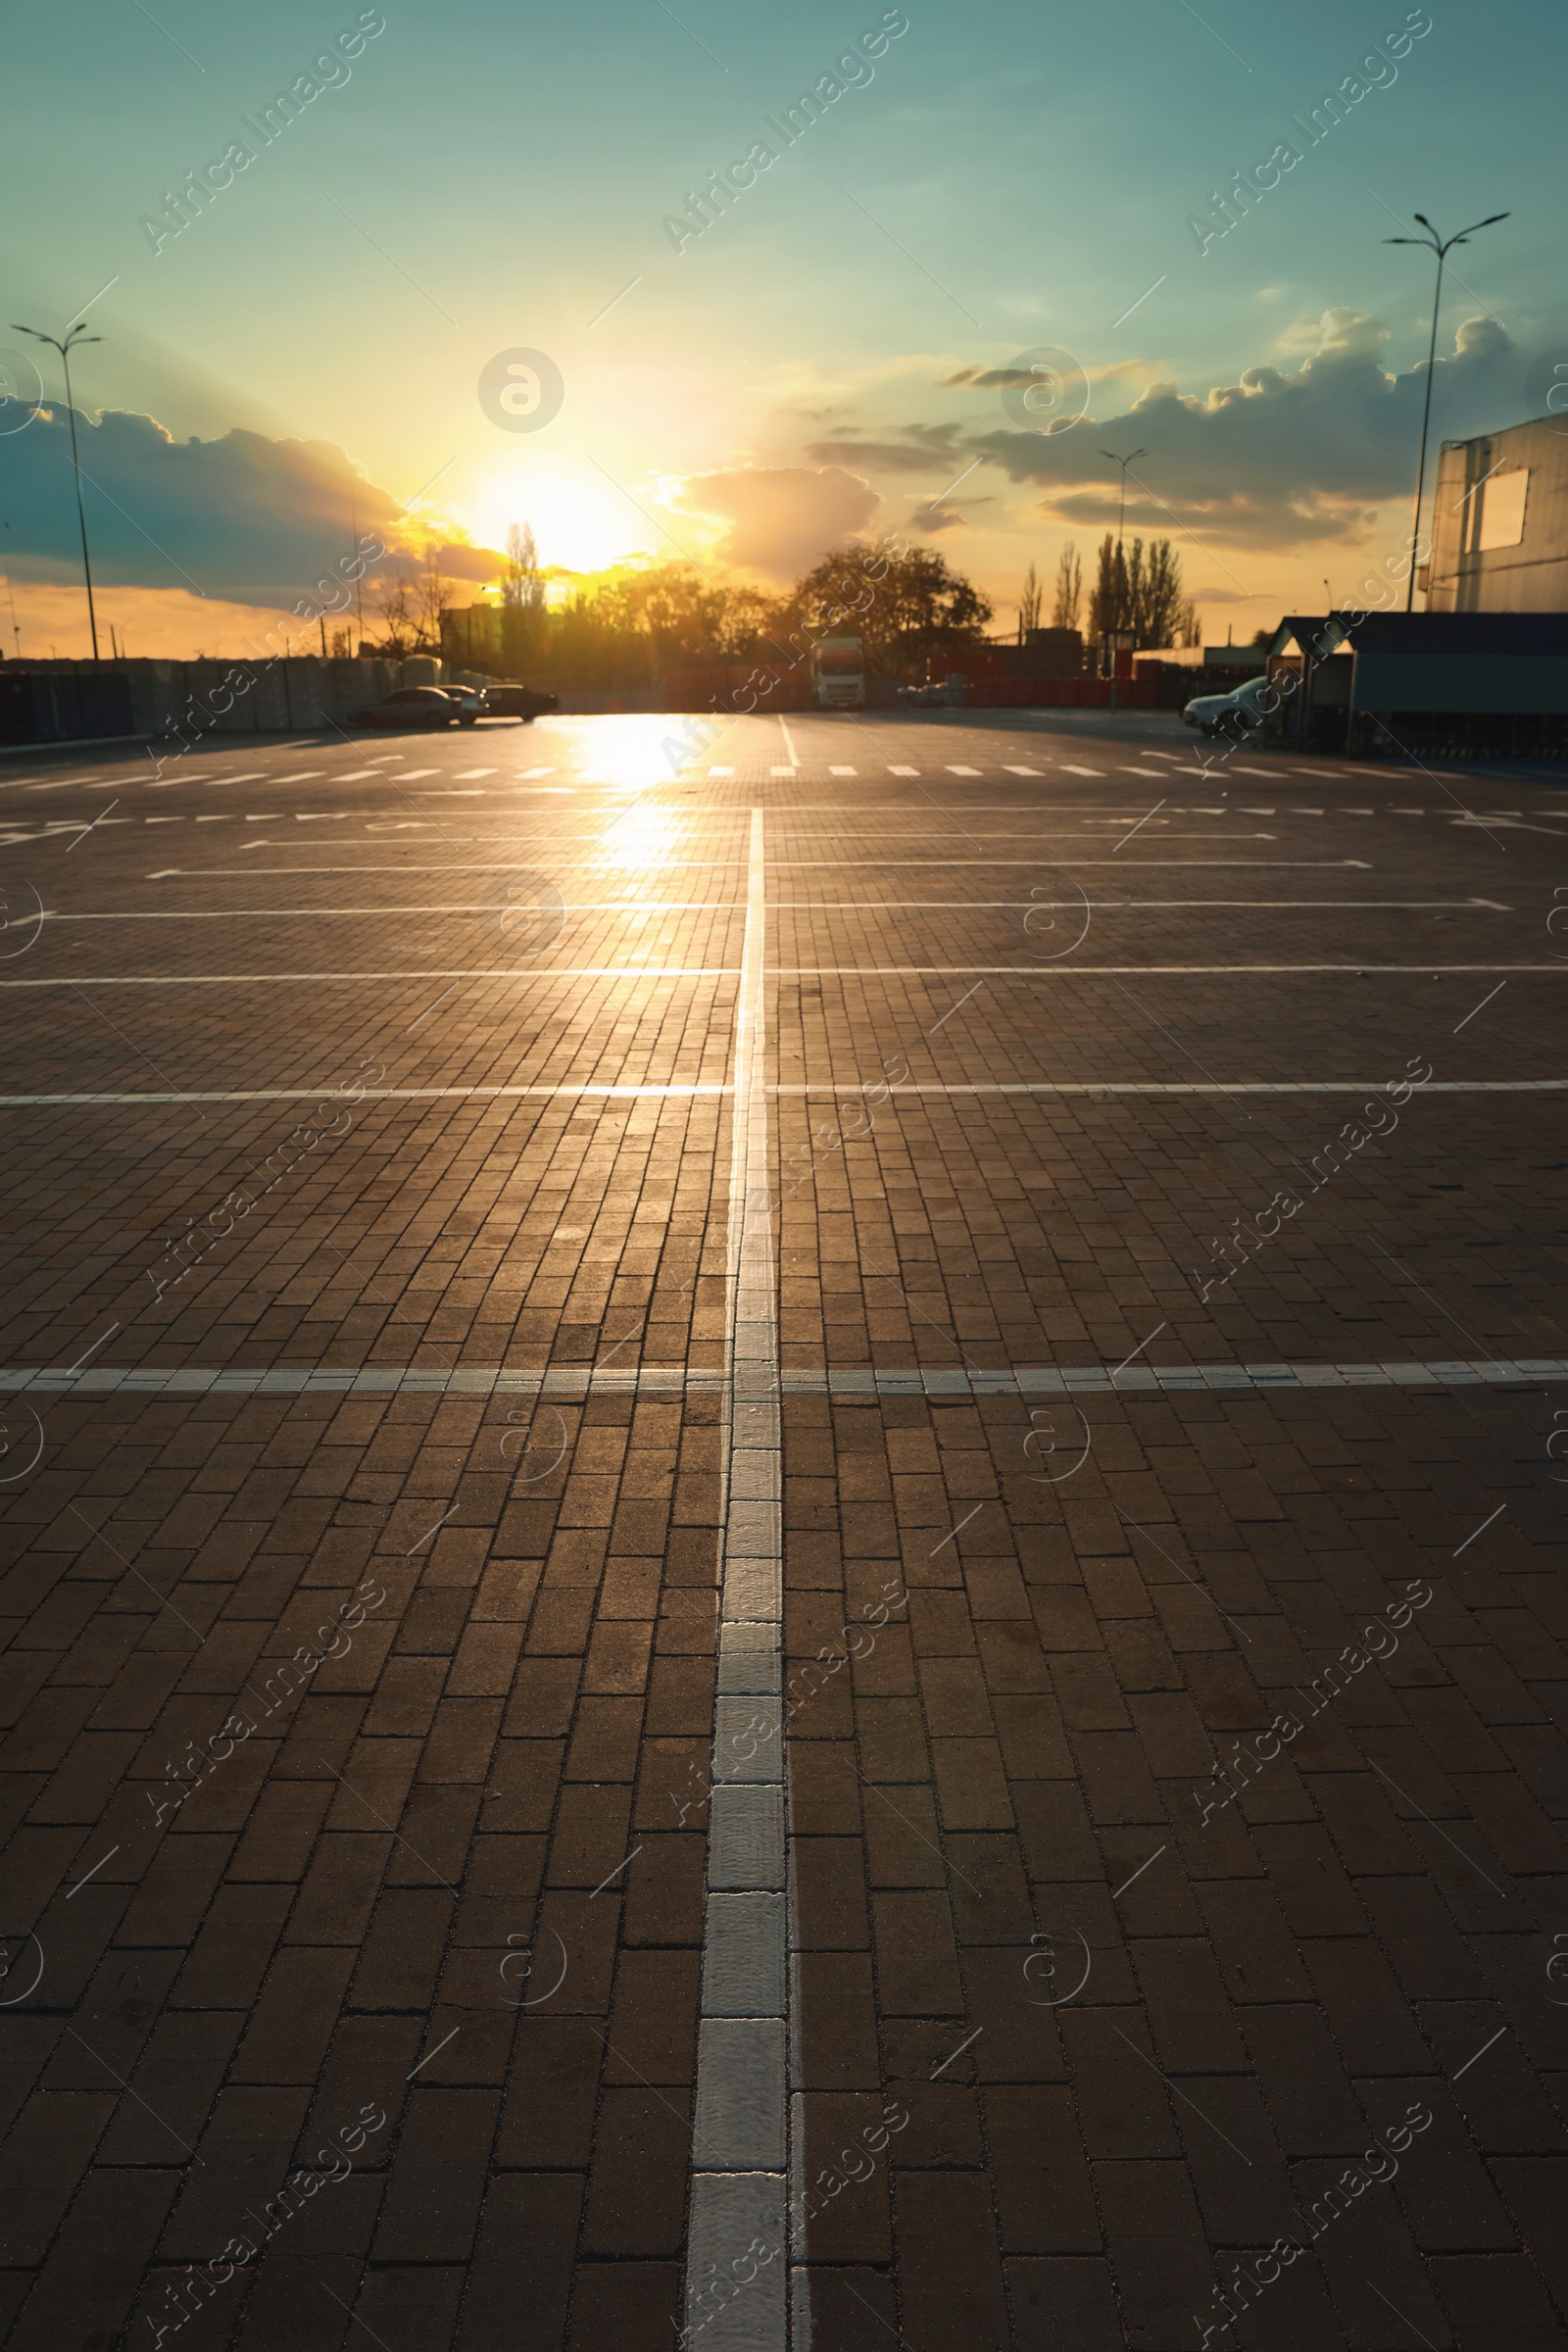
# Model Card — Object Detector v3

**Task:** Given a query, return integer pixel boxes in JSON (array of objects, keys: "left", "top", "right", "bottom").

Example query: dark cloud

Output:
[
  {"left": 939, "top": 367, "right": 1038, "bottom": 389},
  {"left": 0, "top": 405, "right": 500, "bottom": 605},
  {"left": 677, "top": 466, "right": 879, "bottom": 577},
  {"left": 805, "top": 421, "right": 964, "bottom": 474},
  {"left": 811, "top": 314, "right": 1524, "bottom": 551},
  {"left": 970, "top": 312, "right": 1522, "bottom": 547},
  {"left": 908, "top": 497, "right": 990, "bottom": 534},
  {"left": 908, "top": 504, "right": 960, "bottom": 533}
]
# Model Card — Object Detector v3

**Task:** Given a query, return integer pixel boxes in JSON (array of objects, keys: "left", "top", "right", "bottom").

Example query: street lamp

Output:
[
  {"left": 12, "top": 318, "right": 104, "bottom": 660},
  {"left": 1099, "top": 446, "right": 1147, "bottom": 707},
  {"left": 1383, "top": 212, "right": 1508, "bottom": 612}
]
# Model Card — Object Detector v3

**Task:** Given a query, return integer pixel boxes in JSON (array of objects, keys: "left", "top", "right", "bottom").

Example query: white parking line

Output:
[
  {"left": 687, "top": 803, "right": 789, "bottom": 2343},
  {"left": 8, "top": 1357, "right": 1564, "bottom": 1396}
]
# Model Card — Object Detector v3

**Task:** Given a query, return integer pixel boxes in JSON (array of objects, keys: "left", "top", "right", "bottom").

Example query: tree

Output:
[
  {"left": 368, "top": 568, "right": 418, "bottom": 659},
  {"left": 502, "top": 521, "right": 547, "bottom": 673},
  {"left": 416, "top": 544, "right": 451, "bottom": 653},
  {"left": 1016, "top": 561, "right": 1043, "bottom": 642},
  {"left": 1052, "top": 543, "right": 1083, "bottom": 632},
  {"left": 1088, "top": 532, "right": 1120, "bottom": 645},
  {"left": 1177, "top": 599, "right": 1201, "bottom": 649},
  {"left": 1088, "top": 533, "right": 1192, "bottom": 651},
  {"left": 789, "top": 544, "right": 992, "bottom": 684},
  {"left": 1127, "top": 538, "right": 1185, "bottom": 649}
]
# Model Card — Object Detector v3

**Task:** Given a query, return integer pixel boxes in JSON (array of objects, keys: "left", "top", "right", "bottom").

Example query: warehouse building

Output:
[
  {"left": 1266, "top": 610, "right": 1568, "bottom": 760},
  {"left": 1426, "top": 413, "right": 1568, "bottom": 612}
]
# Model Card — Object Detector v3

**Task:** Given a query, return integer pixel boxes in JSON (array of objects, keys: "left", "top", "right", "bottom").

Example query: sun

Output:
[{"left": 463, "top": 459, "right": 656, "bottom": 575}]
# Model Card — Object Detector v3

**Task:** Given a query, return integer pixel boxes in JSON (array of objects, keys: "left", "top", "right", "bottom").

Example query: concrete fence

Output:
[{"left": 0, "top": 656, "right": 445, "bottom": 750}]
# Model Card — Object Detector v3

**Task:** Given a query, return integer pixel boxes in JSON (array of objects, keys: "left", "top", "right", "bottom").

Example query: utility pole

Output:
[
  {"left": 1383, "top": 212, "right": 1509, "bottom": 611},
  {"left": 12, "top": 318, "right": 105, "bottom": 659},
  {"left": 1099, "top": 447, "right": 1147, "bottom": 711}
]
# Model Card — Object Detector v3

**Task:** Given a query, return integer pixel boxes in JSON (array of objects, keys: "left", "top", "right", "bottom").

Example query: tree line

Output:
[{"left": 352, "top": 523, "right": 1198, "bottom": 689}]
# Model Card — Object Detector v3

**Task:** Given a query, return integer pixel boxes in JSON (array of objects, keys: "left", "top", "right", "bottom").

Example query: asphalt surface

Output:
[{"left": 1, "top": 709, "right": 1566, "bottom": 2351}]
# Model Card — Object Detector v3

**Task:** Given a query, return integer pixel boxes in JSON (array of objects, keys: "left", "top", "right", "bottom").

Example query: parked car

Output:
[
  {"left": 1181, "top": 674, "right": 1270, "bottom": 737},
  {"left": 351, "top": 686, "right": 472, "bottom": 730},
  {"left": 477, "top": 683, "right": 559, "bottom": 723},
  {"left": 433, "top": 685, "right": 489, "bottom": 722}
]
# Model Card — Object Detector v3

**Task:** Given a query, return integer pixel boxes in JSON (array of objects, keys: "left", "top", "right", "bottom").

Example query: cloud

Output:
[
  {"left": 972, "top": 310, "right": 1521, "bottom": 547},
  {"left": 805, "top": 420, "right": 966, "bottom": 475},
  {"left": 676, "top": 465, "right": 879, "bottom": 577},
  {"left": 803, "top": 312, "right": 1523, "bottom": 550},
  {"left": 0, "top": 405, "right": 500, "bottom": 606},
  {"left": 906, "top": 501, "right": 968, "bottom": 533}
]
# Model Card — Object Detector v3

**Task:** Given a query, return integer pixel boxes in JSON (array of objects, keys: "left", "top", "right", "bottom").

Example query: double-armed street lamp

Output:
[
  {"left": 1383, "top": 212, "right": 1509, "bottom": 612},
  {"left": 12, "top": 317, "right": 104, "bottom": 660}
]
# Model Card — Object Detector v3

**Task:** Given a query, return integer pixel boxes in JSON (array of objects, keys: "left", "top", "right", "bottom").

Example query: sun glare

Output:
[{"left": 464, "top": 461, "right": 654, "bottom": 575}]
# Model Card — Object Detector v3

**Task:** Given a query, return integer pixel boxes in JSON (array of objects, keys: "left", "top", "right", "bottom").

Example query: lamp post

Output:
[
  {"left": 1099, "top": 446, "right": 1146, "bottom": 709},
  {"left": 12, "top": 318, "right": 104, "bottom": 660},
  {"left": 1383, "top": 212, "right": 1508, "bottom": 612}
]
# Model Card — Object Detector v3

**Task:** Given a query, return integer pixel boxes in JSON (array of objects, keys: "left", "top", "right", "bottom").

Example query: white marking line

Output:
[
  {"left": 765, "top": 964, "right": 1562, "bottom": 976},
  {"left": 4, "top": 1079, "right": 1563, "bottom": 1110},
  {"left": 1004, "top": 765, "right": 1042, "bottom": 776},
  {"left": 0, "top": 1085, "right": 730, "bottom": 1106},
  {"left": 889, "top": 764, "right": 919, "bottom": 775},
  {"left": 10, "top": 1357, "right": 1568, "bottom": 1398},
  {"left": 1061, "top": 764, "right": 1104, "bottom": 775},
  {"left": 688, "top": 804, "right": 789, "bottom": 2342},
  {"left": 13, "top": 963, "right": 1562, "bottom": 991},
  {"left": 776, "top": 1079, "right": 1568, "bottom": 1096},
  {"left": 1, "top": 968, "right": 743, "bottom": 987},
  {"left": 828, "top": 765, "right": 858, "bottom": 776},
  {"left": 142, "top": 859, "right": 1364, "bottom": 877}
]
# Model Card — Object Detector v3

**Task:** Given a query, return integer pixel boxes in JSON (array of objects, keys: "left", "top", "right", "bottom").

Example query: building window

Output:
[{"left": 1478, "top": 468, "right": 1529, "bottom": 551}]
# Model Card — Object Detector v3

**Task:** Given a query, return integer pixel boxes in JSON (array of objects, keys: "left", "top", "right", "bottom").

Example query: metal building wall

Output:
[{"left": 1429, "top": 416, "right": 1568, "bottom": 612}]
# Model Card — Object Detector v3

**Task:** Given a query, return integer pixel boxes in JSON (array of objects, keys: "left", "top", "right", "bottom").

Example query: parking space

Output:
[{"left": 1, "top": 710, "right": 1565, "bottom": 2350}]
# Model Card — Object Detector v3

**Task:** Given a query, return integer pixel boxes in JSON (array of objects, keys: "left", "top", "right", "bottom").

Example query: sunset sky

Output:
[{"left": 4, "top": 0, "right": 1564, "bottom": 658}]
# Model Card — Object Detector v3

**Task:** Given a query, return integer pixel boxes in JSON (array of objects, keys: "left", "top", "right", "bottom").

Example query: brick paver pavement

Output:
[{"left": 0, "top": 710, "right": 1565, "bottom": 2350}]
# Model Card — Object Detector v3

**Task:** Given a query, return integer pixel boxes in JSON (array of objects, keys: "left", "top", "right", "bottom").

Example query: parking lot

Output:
[{"left": 2, "top": 708, "right": 1566, "bottom": 2350}]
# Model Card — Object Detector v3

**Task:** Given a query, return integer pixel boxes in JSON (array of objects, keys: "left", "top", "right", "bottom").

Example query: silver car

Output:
[{"left": 1181, "top": 674, "right": 1270, "bottom": 737}]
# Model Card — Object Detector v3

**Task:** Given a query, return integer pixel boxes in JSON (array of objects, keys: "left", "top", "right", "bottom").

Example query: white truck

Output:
[{"left": 811, "top": 636, "right": 865, "bottom": 710}]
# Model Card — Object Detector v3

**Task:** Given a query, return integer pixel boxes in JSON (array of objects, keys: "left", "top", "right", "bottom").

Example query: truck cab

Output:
[{"left": 812, "top": 636, "right": 865, "bottom": 710}]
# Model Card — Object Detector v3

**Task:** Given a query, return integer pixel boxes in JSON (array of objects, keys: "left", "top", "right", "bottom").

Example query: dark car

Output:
[
  {"left": 351, "top": 686, "right": 472, "bottom": 730},
  {"left": 476, "top": 683, "right": 559, "bottom": 723}
]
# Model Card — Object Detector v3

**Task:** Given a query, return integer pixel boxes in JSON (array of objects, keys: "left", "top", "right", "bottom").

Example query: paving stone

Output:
[{"left": 5, "top": 718, "right": 1568, "bottom": 2345}]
